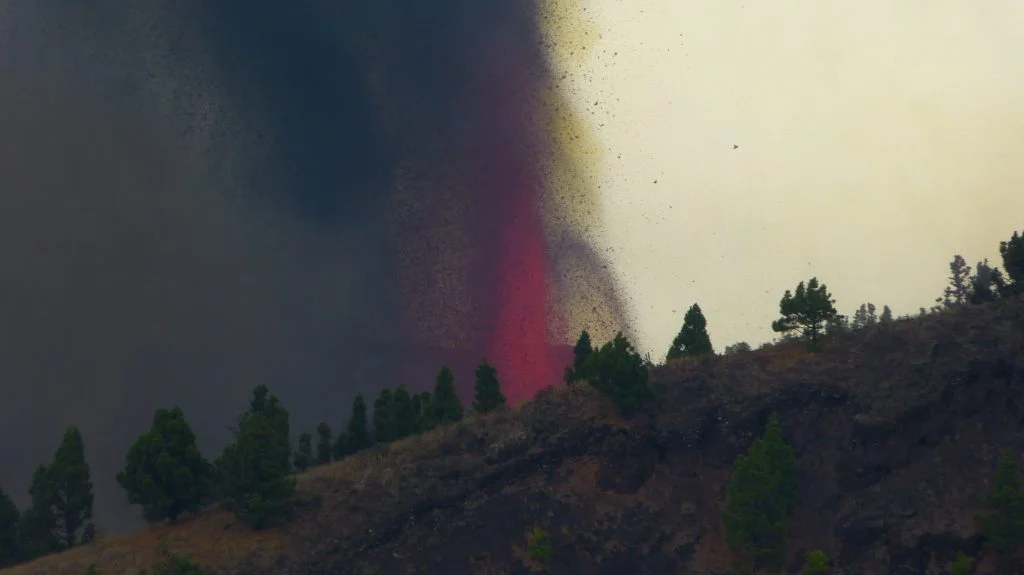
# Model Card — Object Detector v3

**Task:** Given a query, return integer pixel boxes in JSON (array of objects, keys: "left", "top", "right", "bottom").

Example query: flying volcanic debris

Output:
[{"left": 0, "top": 0, "right": 630, "bottom": 531}]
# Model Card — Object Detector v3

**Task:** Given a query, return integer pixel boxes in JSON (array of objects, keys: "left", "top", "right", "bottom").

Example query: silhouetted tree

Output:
[
  {"left": 18, "top": 465, "right": 58, "bottom": 558},
  {"left": 413, "top": 391, "right": 437, "bottom": 433},
  {"left": 432, "top": 366, "right": 464, "bottom": 425},
  {"left": 315, "top": 422, "right": 332, "bottom": 465},
  {"left": 977, "top": 448, "right": 1024, "bottom": 571},
  {"left": 771, "top": 278, "right": 839, "bottom": 348},
  {"left": 338, "top": 393, "right": 370, "bottom": 458},
  {"left": 565, "top": 330, "right": 594, "bottom": 383},
  {"left": 583, "top": 332, "right": 652, "bottom": 416},
  {"left": 666, "top": 303, "right": 714, "bottom": 360},
  {"left": 1000, "top": 230, "right": 1024, "bottom": 292},
  {"left": 293, "top": 432, "right": 313, "bottom": 472},
  {"left": 824, "top": 314, "right": 850, "bottom": 336},
  {"left": 722, "top": 413, "right": 797, "bottom": 574},
  {"left": 937, "top": 254, "right": 974, "bottom": 308},
  {"left": 0, "top": 486, "right": 19, "bottom": 567},
  {"left": 724, "top": 342, "right": 752, "bottom": 355},
  {"left": 215, "top": 386, "right": 295, "bottom": 530},
  {"left": 116, "top": 407, "right": 212, "bottom": 524},
  {"left": 971, "top": 259, "right": 1006, "bottom": 304},
  {"left": 879, "top": 305, "right": 893, "bottom": 325},
  {"left": 851, "top": 303, "right": 877, "bottom": 330},
  {"left": 392, "top": 385, "right": 416, "bottom": 439},
  {"left": 372, "top": 389, "right": 397, "bottom": 443},
  {"left": 48, "top": 427, "right": 94, "bottom": 548},
  {"left": 473, "top": 359, "right": 506, "bottom": 414}
]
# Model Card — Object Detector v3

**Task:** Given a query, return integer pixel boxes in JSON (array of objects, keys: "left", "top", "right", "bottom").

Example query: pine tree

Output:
[
  {"left": 879, "top": 305, "right": 893, "bottom": 325},
  {"left": 432, "top": 366, "right": 464, "bottom": 425},
  {"left": 771, "top": 278, "right": 839, "bottom": 348},
  {"left": 372, "top": 389, "right": 397, "bottom": 443},
  {"left": 413, "top": 391, "right": 437, "bottom": 433},
  {"left": 977, "top": 449, "right": 1024, "bottom": 569},
  {"left": 48, "top": 427, "right": 94, "bottom": 548},
  {"left": 473, "top": 359, "right": 506, "bottom": 414},
  {"left": 937, "top": 254, "right": 975, "bottom": 308},
  {"left": 0, "top": 486, "right": 20, "bottom": 567},
  {"left": 115, "top": 407, "right": 212, "bottom": 523},
  {"left": 18, "top": 465, "right": 58, "bottom": 558},
  {"left": 341, "top": 393, "right": 371, "bottom": 456},
  {"left": 1000, "top": 231, "right": 1024, "bottom": 292},
  {"left": 666, "top": 303, "right": 714, "bottom": 360},
  {"left": 970, "top": 259, "right": 1006, "bottom": 304},
  {"left": 564, "top": 330, "right": 594, "bottom": 383},
  {"left": 851, "top": 303, "right": 878, "bottom": 330},
  {"left": 583, "top": 332, "right": 652, "bottom": 416},
  {"left": 392, "top": 385, "right": 416, "bottom": 439},
  {"left": 722, "top": 413, "right": 797, "bottom": 574},
  {"left": 724, "top": 342, "right": 752, "bottom": 355},
  {"left": 215, "top": 386, "right": 296, "bottom": 530},
  {"left": 293, "top": 432, "right": 313, "bottom": 472},
  {"left": 315, "top": 422, "right": 333, "bottom": 465}
]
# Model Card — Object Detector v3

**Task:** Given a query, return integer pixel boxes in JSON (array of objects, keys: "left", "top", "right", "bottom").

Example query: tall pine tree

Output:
[
  {"left": 315, "top": 422, "right": 333, "bottom": 465},
  {"left": 373, "top": 389, "right": 397, "bottom": 443},
  {"left": 977, "top": 449, "right": 1024, "bottom": 570},
  {"left": 48, "top": 427, "right": 94, "bottom": 548},
  {"left": 392, "top": 385, "right": 416, "bottom": 439},
  {"left": 771, "top": 278, "right": 839, "bottom": 348},
  {"left": 666, "top": 303, "right": 714, "bottom": 360},
  {"left": 564, "top": 330, "right": 593, "bottom": 383},
  {"left": 473, "top": 359, "right": 506, "bottom": 413},
  {"left": 722, "top": 413, "right": 797, "bottom": 574},
  {"left": 0, "top": 486, "right": 20, "bottom": 567},
  {"left": 432, "top": 366, "right": 464, "bottom": 424},
  {"left": 338, "top": 393, "right": 371, "bottom": 457}
]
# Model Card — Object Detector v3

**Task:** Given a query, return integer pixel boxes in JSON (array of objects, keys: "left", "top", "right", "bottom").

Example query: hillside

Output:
[{"left": 4, "top": 296, "right": 1023, "bottom": 575}]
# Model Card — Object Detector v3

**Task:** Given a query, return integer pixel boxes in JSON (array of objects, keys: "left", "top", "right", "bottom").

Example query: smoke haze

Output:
[{"left": 0, "top": 0, "right": 628, "bottom": 531}]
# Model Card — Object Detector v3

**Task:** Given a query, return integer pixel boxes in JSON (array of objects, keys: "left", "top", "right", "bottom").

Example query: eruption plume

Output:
[{"left": 0, "top": 0, "right": 630, "bottom": 531}]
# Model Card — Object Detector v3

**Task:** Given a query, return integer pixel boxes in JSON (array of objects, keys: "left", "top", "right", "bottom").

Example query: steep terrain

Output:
[{"left": 5, "top": 296, "right": 1023, "bottom": 575}]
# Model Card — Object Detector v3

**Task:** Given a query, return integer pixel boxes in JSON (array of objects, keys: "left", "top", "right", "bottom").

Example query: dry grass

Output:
[{"left": 4, "top": 296, "right": 1022, "bottom": 575}]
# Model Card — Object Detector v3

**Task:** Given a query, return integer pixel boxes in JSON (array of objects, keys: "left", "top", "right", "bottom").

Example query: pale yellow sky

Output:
[{"left": 553, "top": 0, "right": 1024, "bottom": 358}]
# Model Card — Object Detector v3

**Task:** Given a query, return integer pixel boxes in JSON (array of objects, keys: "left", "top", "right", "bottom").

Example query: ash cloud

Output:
[{"left": 0, "top": 0, "right": 628, "bottom": 532}]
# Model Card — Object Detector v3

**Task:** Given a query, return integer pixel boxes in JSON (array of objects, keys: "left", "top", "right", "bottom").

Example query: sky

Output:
[{"left": 555, "top": 0, "right": 1024, "bottom": 358}]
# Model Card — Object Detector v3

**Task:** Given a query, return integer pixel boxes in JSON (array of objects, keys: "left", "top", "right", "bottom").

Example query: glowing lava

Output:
[{"left": 476, "top": 51, "right": 562, "bottom": 405}]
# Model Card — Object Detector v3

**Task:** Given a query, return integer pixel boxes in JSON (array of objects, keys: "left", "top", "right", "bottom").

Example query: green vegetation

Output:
[
  {"left": 976, "top": 448, "right": 1024, "bottom": 570},
  {"left": 472, "top": 359, "right": 506, "bottom": 414},
  {"left": 293, "top": 432, "right": 313, "bottom": 472},
  {"left": 564, "top": 329, "right": 593, "bottom": 383},
  {"left": 315, "top": 422, "right": 333, "bottom": 465},
  {"left": 1, "top": 227, "right": 1022, "bottom": 570},
  {"left": 583, "top": 332, "right": 652, "bottom": 416},
  {"left": 0, "top": 487, "right": 18, "bottom": 566},
  {"left": 526, "top": 526, "right": 553, "bottom": 563},
  {"left": 431, "top": 366, "right": 465, "bottom": 425},
  {"left": 803, "top": 549, "right": 829, "bottom": 574},
  {"left": 948, "top": 552, "right": 973, "bottom": 575},
  {"left": 771, "top": 278, "right": 839, "bottom": 348},
  {"left": 666, "top": 303, "right": 714, "bottom": 360},
  {"left": 722, "top": 413, "right": 797, "bottom": 574},
  {"left": 214, "top": 385, "right": 296, "bottom": 530},
  {"left": 116, "top": 407, "right": 213, "bottom": 524}
]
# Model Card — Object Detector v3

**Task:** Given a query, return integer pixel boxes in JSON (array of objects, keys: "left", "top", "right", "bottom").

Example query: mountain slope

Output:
[{"left": 5, "top": 297, "right": 1023, "bottom": 575}]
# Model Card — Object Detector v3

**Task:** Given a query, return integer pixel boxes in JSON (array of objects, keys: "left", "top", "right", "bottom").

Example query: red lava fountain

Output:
[{"left": 476, "top": 52, "right": 562, "bottom": 405}]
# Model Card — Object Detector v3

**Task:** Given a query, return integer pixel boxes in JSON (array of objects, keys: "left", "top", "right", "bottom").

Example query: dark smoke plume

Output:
[{"left": 0, "top": 0, "right": 628, "bottom": 532}]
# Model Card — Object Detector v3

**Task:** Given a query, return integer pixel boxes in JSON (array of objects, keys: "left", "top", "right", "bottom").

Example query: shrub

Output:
[
  {"left": 526, "top": 526, "right": 553, "bottom": 563},
  {"left": 948, "top": 552, "right": 972, "bottom": 575},
  {"left": 976, "top": 449, "right": 1024, "bottom": 570},
  {"left": 804, "top": 549, "right": 829, "bottom": 574}
]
